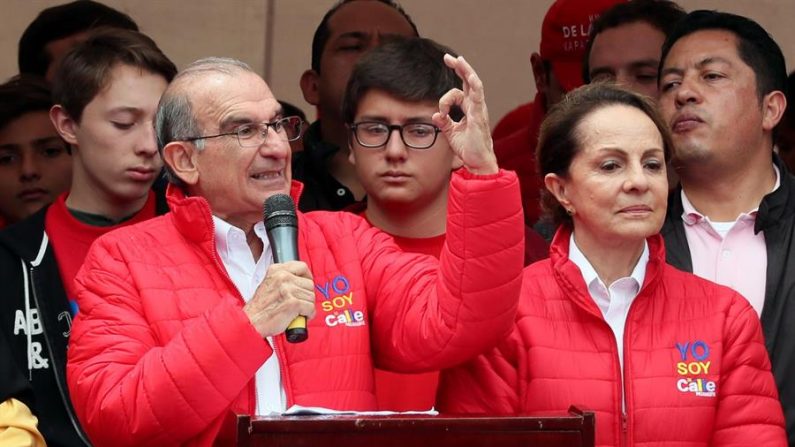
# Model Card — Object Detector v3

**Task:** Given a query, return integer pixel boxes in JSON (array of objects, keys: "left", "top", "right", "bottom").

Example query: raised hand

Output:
[{"left": 432, "top": 54, "right": 498, "bottom": 175}]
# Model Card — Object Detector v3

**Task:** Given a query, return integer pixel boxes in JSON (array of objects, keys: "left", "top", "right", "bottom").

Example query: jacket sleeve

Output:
[
  {"left": 67, "top": 238, "right": 272, "bottom": 447},
  {"left": 710, "top": 292, "right": 787, "bottom": 446},
  {"left": 436, "top": 327, "right": 523, "bottom": 414},
  {"left": 363, "top": 168, "right": 524, "bottom": 372}
]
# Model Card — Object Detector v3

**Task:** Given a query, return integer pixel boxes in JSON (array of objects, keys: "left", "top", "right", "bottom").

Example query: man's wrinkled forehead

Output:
[
  {"left": 663, "top": 29, "right": 742, "bottom": 71},
  {"left": 179, "top": 70, "right": 277, "bottom": 120},
  {"left": 188, "top": 69, "right": 269, "bottom": 100}
]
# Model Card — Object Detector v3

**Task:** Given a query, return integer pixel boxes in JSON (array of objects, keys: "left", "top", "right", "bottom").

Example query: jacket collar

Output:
[
  {"left": 302, "top": 120, "right": 340, "bottom": 169},
  {"left": 549, "top": 225, "right": 665, "bottom": 315},
  {"left": 0, "top": 205, "right": 49, "bottom": 261},
  {"left": 668, "top": 154, "right": 795, "bottom": 235},
  {"left": 165, "top": 181, "right": 304, "bottom": 243},
  {"left": 0, "top": 182, "right": 171, "bottom": 261},
  {"left": 755, "top": 154, "right": 795, "bottom": 234}
]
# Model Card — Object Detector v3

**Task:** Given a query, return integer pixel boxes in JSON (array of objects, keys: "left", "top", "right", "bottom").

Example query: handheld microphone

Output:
[{"left": 264, "top": 194, "right": 307, "bottom": 343}]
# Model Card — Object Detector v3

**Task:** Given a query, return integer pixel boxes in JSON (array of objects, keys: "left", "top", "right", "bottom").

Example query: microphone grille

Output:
[{"left": 264, "top": 194, "right": 297, "bottom": 230}]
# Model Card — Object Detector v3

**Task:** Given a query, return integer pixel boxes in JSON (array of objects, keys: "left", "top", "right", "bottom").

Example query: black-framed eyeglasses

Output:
[
  {"left": 181, "top": 116, "right": 304, "bottom": 147},
  {"left": 350, "top": 121, "right": 441, "bottom": 150}
]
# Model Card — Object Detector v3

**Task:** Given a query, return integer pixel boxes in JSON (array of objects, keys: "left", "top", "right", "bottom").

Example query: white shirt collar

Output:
[
  {"left": 213, "top": 216, "right": 269, "bottom": 260},
  {"left": 568, "top": 233, "right": 648, "bottom": 309}
]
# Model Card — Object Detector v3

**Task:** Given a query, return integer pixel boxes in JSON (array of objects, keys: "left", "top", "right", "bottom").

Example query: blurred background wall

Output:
[{"left": 2, "top": 0, "right": 793, "bottom": 127}]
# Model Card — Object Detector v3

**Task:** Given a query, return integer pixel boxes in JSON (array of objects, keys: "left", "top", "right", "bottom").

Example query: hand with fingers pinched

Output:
[
  {"left": 432, "top": 54, "right": 498, "bottom": 176},
  {"left": 243, "top": 261, "right": 316, "bottom": 338}
]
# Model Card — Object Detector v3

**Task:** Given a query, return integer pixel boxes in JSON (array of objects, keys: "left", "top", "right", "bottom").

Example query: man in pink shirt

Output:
[{"left": 658, "top": 10, "right": 795, "bottom": 444}]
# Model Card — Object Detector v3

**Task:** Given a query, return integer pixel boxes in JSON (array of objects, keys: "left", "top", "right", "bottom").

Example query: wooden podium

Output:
[{"left": 233, "top": 407, "right": 594, "bottom": 447}]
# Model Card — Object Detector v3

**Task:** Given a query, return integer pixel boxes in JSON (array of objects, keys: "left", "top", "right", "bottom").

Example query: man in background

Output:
[
  {"left": 18, "top": 0, "right": 139, "bottom": 83},
  {"left": 492, "top": 0, "right": 623, "bottom": 225},
  {"left": 0, "top": 76, "right": 71, "bottom": 229},
  {"left": 294, "top": 0, "right": 418, "bottom": 212},
  {"left": 583, "top": 0, "right": 685, "bottom": 99},
  {"left": 774, "top": 71, "right": 795, "bottom": 172},
  {"left": 0, "top": 28, "right": 175, "bottom": 447},
  {"left": 658, "top": 11, "right": 795, "bottom": 443}
]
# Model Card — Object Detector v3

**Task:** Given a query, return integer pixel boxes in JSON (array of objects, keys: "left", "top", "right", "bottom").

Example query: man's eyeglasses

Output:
[
  {"left": 181, "top": 116, "right": 304, "bottom": 148},
  {"left": 350, "top": 121, "right": 441, "bottom": 150}
]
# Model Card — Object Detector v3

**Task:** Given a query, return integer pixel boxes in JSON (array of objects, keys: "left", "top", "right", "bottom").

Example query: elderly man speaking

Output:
[{"left": 64, "top": 56, "right": 523, "bottom": 446}]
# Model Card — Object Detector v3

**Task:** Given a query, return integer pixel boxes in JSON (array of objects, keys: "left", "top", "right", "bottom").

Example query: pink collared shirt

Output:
[{"left": 681, "top": 165, "right": 780, "bottom": 317}]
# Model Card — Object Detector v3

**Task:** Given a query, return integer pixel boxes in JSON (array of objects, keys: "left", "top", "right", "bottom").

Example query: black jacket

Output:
[
  {"left": 662, "top": 156, "right": 795, "bottom": 446},
  {"left": 0, "top": 207, "right": 89, "bottom": 447},
  {"left": 291, "top": 121, "right": 363, "bottom": 212},
  {"left": 0, "top": 329, "right": 31, "bottom": 404},
  {"left": 0, "top": 186, "right": 168, "bottom": 447}
]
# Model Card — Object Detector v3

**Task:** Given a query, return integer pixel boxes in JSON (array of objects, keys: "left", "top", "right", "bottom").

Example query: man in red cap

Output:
[{"left": 492, "top": 0, "right": 625, "bottom": 227}]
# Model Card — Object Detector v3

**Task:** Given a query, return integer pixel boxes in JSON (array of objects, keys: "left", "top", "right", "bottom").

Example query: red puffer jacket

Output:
[
  {"left": 66, "top": 169, "right": 524, "bottom": 447},
  {"left": 438, "top": 226, "right": 786, "bottom": 447}
]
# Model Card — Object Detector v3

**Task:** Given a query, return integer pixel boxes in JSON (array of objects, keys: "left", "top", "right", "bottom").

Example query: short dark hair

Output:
[
  {"left": 310, "top": 0, "right": 419, "bottom": 73},
  {"left": 782, "top": 71, "right": 795, "bottom": 125},
  {"left": 18, "top": 0, "right": 139, "bottom": 77},
  {"left": 342, "top": 36, "right": 462, "bottom": 125},
  {"left": 0, "top": 76, "right": 53, "bottom": 132},
  {"left": 537, "top": 83, "right": 673, "bottom": 225},
  {"left": 52, "top": 27, "right": 177, "bottom": 123},
  {"left": 660, "top": 10, "right": 787, "bottom": 100},
  {"left": 583, "top": 0, "right": 686, "bottom": 83},
  {"left": 278, "top": 100, "right": 308, "bottom": 122}
]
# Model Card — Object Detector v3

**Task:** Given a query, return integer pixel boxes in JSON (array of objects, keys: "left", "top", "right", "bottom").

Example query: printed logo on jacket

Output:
[
  {"left": 316, "top": 274, "right": 365, "bottom": 328},
  {"left": 12, "top": 306, "right": 72, "bottom": 371},
  {"left": 675, "top": 340, "right": 716, "bottom": 397}
]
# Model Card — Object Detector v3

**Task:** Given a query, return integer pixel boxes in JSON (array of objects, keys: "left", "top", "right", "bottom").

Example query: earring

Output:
[{"left": 565, "top": 208, "right": 575, "bottom": 216}]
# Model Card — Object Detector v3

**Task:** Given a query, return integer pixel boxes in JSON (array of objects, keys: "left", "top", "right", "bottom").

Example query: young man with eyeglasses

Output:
[
  {"left": 342, "top": 37, "right": 548, "bottom": 411},
  {"left": 342, "top": 36, "right": 459, "bottom": 411},
  {"left": 0, "top": 28, "right": 175, "bottom": 447}
]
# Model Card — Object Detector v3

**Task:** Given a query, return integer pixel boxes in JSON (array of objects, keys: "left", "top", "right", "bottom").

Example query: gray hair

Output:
[{"left": 155, "top": 57, "right": 255, "bottom": 185}]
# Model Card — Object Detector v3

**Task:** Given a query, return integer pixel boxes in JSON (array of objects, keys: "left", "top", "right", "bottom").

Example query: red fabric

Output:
[
  {"left": 438, "top": 226, "right": 787, "bottom": 447},
  {"left": 524, "top": 226, "right": 549, "bottom": 265},
  {"left": 365, "top": 220, "right": 546, "bottom": 410},
  {"left": 44, "top": 192, "right": 156, "bottom": 301},
  {"left": 493, "top": 93, "right": 546, "bottom": 225},
  {"left": 390, "top": 233, "right": 445, "bottom": 258},
  {"left": 492, "top": 102, "right": 533, "bottom": 141},
  {"left": 374, "top": 232, "right": 445, "bottom": 411},
  {"left": 538, "top": 0, "right": 626, "bottom": 92},
  {"left": 67, "top": 169, "right": 524, "bottom": 447}
]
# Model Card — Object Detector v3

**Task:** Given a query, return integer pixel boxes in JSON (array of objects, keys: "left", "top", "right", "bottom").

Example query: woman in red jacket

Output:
[{"left": 437, "top": 83, "right": 787, "bottom": 446}]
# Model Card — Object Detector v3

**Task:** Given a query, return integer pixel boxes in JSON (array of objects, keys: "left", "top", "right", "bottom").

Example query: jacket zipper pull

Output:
[{"left": 622, "top": 412, "right": 628, "bottom": 446}]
